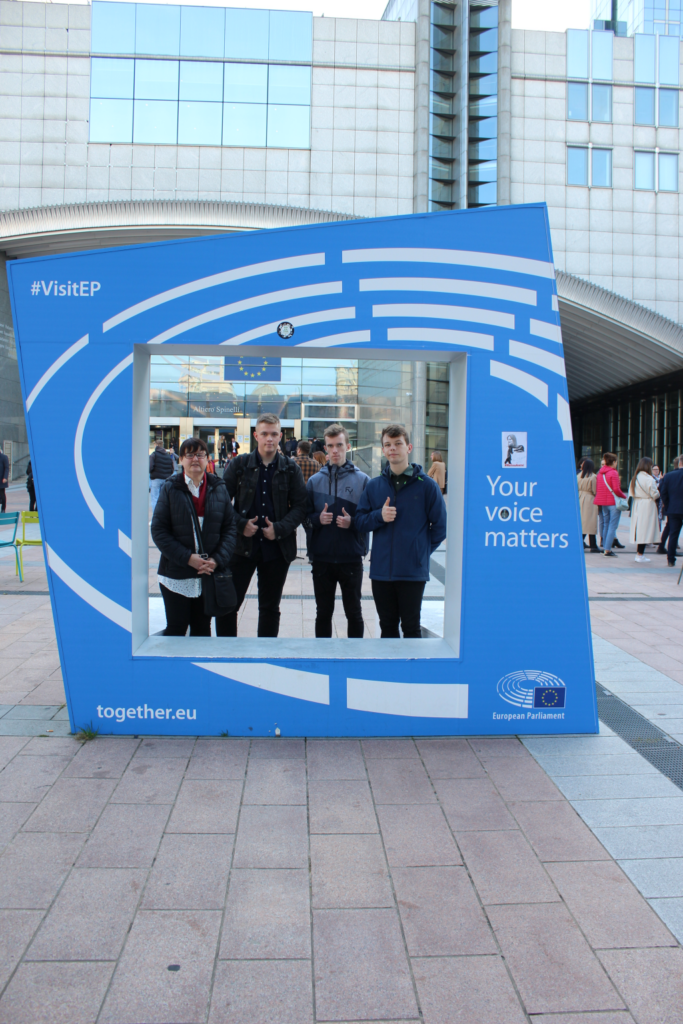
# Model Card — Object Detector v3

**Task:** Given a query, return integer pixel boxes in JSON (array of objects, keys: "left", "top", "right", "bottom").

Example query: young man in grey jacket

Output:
[{"left": 306, "top": 424, "right": 369, "bottom": 637}]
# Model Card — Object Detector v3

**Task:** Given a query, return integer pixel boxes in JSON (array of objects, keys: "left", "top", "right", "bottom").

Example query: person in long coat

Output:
[
  {"left": 629, "top": 457, "right": 661, "bottom": 563},
  {"left": 577, "top": 459, "right": 599, "bottom": 551}
]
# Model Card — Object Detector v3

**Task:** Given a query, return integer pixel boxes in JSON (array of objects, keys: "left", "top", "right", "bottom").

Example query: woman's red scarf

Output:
[{"left": 190, "top": 474, "right": 207, "bottom": 517}]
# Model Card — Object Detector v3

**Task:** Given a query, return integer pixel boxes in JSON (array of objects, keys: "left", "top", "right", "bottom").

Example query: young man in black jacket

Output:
[
  {"left": 220, "top": 413, "right": 307, "bottom": 637},
  {"left": 0, "top": 445, "right": 8, "bottom": 512}
]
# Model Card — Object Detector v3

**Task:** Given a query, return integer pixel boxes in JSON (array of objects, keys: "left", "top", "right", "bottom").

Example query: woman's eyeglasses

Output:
[{"left": 185, "top": 453, "right": 207, "bottom": 461}]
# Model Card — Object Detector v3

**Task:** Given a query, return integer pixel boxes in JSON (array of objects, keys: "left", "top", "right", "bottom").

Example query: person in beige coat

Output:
[
  {"left": 428, "top": 451, "right": 446, "bottom": 493},
  {"left": 629, "top": 457, "right": 661, "bottom": 563},
  {"left": 577, "top": 459, "right": 600, "bottom": 551}
]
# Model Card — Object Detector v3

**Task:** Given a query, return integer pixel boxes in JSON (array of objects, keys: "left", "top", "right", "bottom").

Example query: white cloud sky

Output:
[
  {"left": 30, "top": 0, "right": 593, "bottom": 30},
  {"left": 42, "top": 0, "right": 593, "bottom": 26}
]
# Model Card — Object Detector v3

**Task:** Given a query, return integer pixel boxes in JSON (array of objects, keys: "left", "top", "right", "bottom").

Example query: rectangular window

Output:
[
  {"left": 267, "top": 65, "right": 311, "bottom": 106},
  {"left": 659, "top": 88, "right": 679, "bottom": 126},
  {"left": 635, "top": 33, "right": 656, "bottom": 83},
  {"left": 634, "top": 150, "right": 656, "bottom": 189},
  {"left": 224, "top": 8, "right": 269, "bottom": 61},
  {"left": 567, "top": 81, "right": 588, "bottom": 119},
  {"left": 567, "top": 28, "right": 589, "bottom": 78},
  {"left": 179, "top": 62, "right": 223, "bottom": 103},
  {"left": 592, "top": 147, "right": 612, "bottom": 186},
  {"left": 635, "top": 86, "right": 656, "bottom": 124},
  {"left": 90, "top": 98, "right": 133, "bottom": 142},
  {"left": 178, "top": 101, "right": 222, "bottom": 146},
  {"left": 567, "top": 146, "right": 588, "bottom": 185},
  {"left": 91, "top": 1, "right": 135, "bottom": 54},
  {"left": 222, "top": 103, "right": 267, "bottom": 147},
  {"left": 134, "top": 59, "right": 179, "bottom": 100},
  {"left": 133, "top": 99, "right": 178, "bottom": 144},
  {"left": 135, "top": 3, "right": 180, "bottom": 56},
  {"left": 591, "top": 30, "right": 613, "bottom": 80},
  {"left": 179, "top": 6, "right": 225, "bottom": 59},
  {"left": 659, "top": 152, "right": 679, "bottom": 190},
  {"left": 268, "top": 11, "right": 312, "bottom": 63},
  {"left": 90, "top": 58, "right": 134, "bottom": 99},
  {"left": 592, "top": 83, "right": 612, "bottom": 121},
  {"left": 224, "top": 64, "right": 268, "bottom": 105},
  {"left": 267, "top": 104, "right": 310, "bottom": 148},
  {"left": 659, "top": 34, "right": 680, "bottom": 85}
]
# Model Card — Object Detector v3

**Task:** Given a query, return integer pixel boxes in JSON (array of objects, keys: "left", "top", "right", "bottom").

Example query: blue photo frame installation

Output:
[{"left": 8, "top": 204, "right": 598, "bottom": 736}]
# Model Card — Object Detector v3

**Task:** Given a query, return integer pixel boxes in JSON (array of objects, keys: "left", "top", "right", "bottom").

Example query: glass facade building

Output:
[
  {"left": 593, "top": 0, "right": 683, "bottom": 36},
  {"left": 468, "top": 3, "right": 498, "bottom": 207},
  {"left": 89, "top": 2, "right": 312, "bottom": 148}
]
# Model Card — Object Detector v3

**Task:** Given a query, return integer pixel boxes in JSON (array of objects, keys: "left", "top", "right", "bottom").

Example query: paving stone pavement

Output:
[{"left": 0, "top": 730, "right": 681, "bottom": 1024}]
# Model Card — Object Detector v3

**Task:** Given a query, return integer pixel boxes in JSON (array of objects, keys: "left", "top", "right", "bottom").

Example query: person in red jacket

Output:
[{"left": 594, "top": 453, "right": 626, "bottom": 557}]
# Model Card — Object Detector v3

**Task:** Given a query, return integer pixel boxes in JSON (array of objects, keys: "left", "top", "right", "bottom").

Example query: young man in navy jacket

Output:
[
  {"left": 307, "top": 424, "right": 369, "bottom": 637},
  {"left": 355, "top": 424, "right": 447, "bottom": 638}
]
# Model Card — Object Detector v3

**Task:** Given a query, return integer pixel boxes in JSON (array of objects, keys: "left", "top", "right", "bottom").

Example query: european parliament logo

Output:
[
  {"left": 497, "top": 670, "right": 566, "bottom": 708},
  {"left": 224, "top": 356, "right": 281, "bottom": 382}
]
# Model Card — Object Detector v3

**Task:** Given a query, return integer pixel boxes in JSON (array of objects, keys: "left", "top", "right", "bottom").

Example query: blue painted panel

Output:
[{"left": 8, "top": 205, "right": 597, "bottom": 737}]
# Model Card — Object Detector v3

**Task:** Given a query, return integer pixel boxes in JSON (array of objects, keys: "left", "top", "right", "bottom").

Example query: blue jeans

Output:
[
  {"left": 150, "top": 477, "right": 164, "bottom": 513},
  {"left": 598, "top": 505, "right": 621, "bottom": 552}
]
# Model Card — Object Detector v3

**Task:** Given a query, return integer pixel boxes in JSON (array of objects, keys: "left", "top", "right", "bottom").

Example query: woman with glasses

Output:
[{"left": 151, "top": 438, "right": 236, "bottom": 636}]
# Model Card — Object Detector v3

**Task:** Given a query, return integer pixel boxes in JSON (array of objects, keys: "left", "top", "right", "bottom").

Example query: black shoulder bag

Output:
[{"left": 184, "top": 494, "right": 237, "bottom": 617}]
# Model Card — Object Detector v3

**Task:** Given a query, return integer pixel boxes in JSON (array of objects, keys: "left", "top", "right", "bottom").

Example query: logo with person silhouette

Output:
[{"left": 502, "top": 431, "right": 527, "bottom": 468}]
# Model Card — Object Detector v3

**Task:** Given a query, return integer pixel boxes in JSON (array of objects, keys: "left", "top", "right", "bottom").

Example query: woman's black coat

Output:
[{"left": 151, "top": 472, "right": 237, "bottom": 580}]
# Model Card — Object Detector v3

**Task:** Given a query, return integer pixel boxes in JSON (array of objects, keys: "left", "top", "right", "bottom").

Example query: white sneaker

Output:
[{"left": 635, "top": 555, "right": 651, "bottom": 562}]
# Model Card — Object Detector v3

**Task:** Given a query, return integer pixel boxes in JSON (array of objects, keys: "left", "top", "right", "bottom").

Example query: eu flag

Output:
[
  {"left": 224, "top": 356, "right": 281, "bottom": 382},
  {"left": 533, "top": 687, "right": 566, "bottom": 709}
]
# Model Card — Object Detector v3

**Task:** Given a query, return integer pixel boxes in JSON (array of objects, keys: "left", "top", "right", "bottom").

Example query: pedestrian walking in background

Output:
[
  {"left": 26, "top": 460, "right": 36, "bottom": 512},
  {"left": 307, "top": 424, "right": 369, "bottom": 638},
  {"left": 312, "top": 451, "right": 327, "bottom": 469},
  {"left": 221, "top": 414, "right": 307, "bottom": 637},
  {"left": 594, "top": 453, "right": 626, "bottom": 557},
  {"left": 657, "top": 454, "right": 683, "bottom": 567},
  {"left": 577, "top": 459, "right": 600, "bottom": 551},
  {"left": 206, "top": 454, "right": 216, "bottom": 475},
  {"left": 652, "top": 464, "right": 664, "bottom": 532},
  {"left": 310, "top": 437, "right": 326, "bottom": 455},
  {"left": 428, "top": 451, "right": 446, "bottom": 493},
  {"left": 293, "top": 441, "right": 320, "bottom": 483},
  {"left": 168, "top": 445, "right": 179, "bottom": 473},
  {"left": 285, "top": 436, "right": 299, "bottom": 456},
  {"left": 656, "top": 457, "right": 680, "bottom": 554},
  {"left": 149, "top": 440, "right": 175, "bottom": 514},
  {"left": 629, "top": 458, "right": 661, "bottom": 562},
  {"left": 355, "top": 424, "right": 447, "bottom": 638},
  {"left": 151, "top": 438, "right": 236, "bottom": 637},
  {"left": 0, "top": 444, "right": 8, "bottom": 512}
]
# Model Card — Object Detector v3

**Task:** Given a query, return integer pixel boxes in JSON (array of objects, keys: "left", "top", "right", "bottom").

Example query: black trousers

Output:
[
  {"left": 312, "top": 561, "right": 364, "bottom": 638},
  {"left": 371, "top": 580, "right": 426, "bottom": 639},
  {"left": 216, "top": 555, "right": 290, "bottom": 637},
  {"left": 667, "top": 514, "right": 683, "bottom": 565},
  {"left": 160, "top": 583, "right": 211, "bottom": 636},
  {"left": 0, "top": 489, "right": 5, "bottom": 513},
  {"left": 27, "top": 486, "right": 36, "bottom": 513}
]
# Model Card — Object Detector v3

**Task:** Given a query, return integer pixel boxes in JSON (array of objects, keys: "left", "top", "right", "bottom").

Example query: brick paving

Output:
[
  {"left": 1, "top": 492, "right": 683, "bottom": 1019},
  {"left": 0, "top": 731, "right": 681, "bottom": 1024}
]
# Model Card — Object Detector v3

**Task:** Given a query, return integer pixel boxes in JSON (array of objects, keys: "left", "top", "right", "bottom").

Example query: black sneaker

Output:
[
  {"left": 656, "top": 547, "right": 667, "bottom": 554},
  {"left": 604, "top": 550, "right": 617, "bottom": 557}
]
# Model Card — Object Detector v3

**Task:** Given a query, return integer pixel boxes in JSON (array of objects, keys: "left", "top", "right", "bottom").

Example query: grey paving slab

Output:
[
  {"left": 22, "top": 777, "right": 117, "bottom": 832},
  {"left": 592, "top": 825, "right": 683, "bottom": 860},
  {"left": 571, "top": 797, "right": 683, "bottom": 828},
  {"left": 62, "top": 737, "right": 139, "bottom": 779},
  {"left": 165, "top": 779, "right": 242, "bottom": 833},
  {"left": 605, "top": 677, "right": 683, "bottom": 693},
  {"left": 522, "top": 736, "right": 635, "bottom": 757},
  {"left": 532, "top": 753, "right": 660, "bottom": 777},
  {"left": 553, "top": 773, "right": 683, "bottom": 801},
  {"left": 26, "top": 867, "right": 146, "bottom": 961},
  {"left": 77, "top": 803, "right": 171, "bottom": 869},
  {"left": 0, "top": 961, "right": 115, "bottom": 1024},
  {"left": 647, "top": 897, "right": 683, "bottom": 944},
  {"left": 310, "top": 834, "right": 393, "bottom": 909},
  {"left": 0, "top": 705, "right": 13, "bottom": 719},
  {"left": 0, "top": 719, "right": 72, "bottom": 736},
  {"left": 0, "top": 910, "right": 43, "bottom": 991},
  {"left": 142, "top": 834, "right": 232, "bottom": 910},
  {"left": 0, "top": 832, "right": 85, "bottom": 909},
  {"left": 392, "top": 865, "right": 497, "bottom": 956},
  {"left": 617, "top": 690, "right": 683, "bottom": 705},
  {"left": 618, "top": 858, "right": 683, "bottom": 898},
  {"left": 98, "top": 910, "right": 221, "bottom": 1024},
  {"left": 0, "top": 753, "right": 72, "bottom": 803},
  {"left": 208, "top": 960, "right": 314, "bottom": 1024},
  {"left": 0, "top": 735, "right": 30, "bottom": 769},
  {"left": 413, "top": 954, "right": 527, "bottom": 1024},
  {"left": 2, "top": 705, "right": 61, "bottom": 720},
  {"left": 0, "top": 802, "right": 35, "bottom": 851},
  {"left": 220, "top": 868, "right": 311, "bottom": 959}
]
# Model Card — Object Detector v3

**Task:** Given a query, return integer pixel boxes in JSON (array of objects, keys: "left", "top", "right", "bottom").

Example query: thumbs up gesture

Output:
[
  {"left": 262, "top": 516, "right": 276, "bottom": 541},
  {"left": 382, "top": 496, "right": 397, "bottom": 522},
  {"left": 336, "top": 507, "right": 352, "bottom": 529},
  {"left": 320, "top": 502, "right": 334, "bottom": 525}
]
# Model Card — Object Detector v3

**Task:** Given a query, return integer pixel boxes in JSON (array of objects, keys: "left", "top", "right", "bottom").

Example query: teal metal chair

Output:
[{"left": 0, "top": 512, "right": 22, "bottom": 581}]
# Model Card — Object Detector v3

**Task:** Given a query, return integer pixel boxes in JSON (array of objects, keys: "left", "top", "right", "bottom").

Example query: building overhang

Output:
[
  {"left": 556, "top": 271, "right": 683, "bottom": 403},
  {"left": 3, "top": 202, "right": 683, "bottom": 404},
  {"left": 0, "top": 199, "right": 356, "bottom": 259}
]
